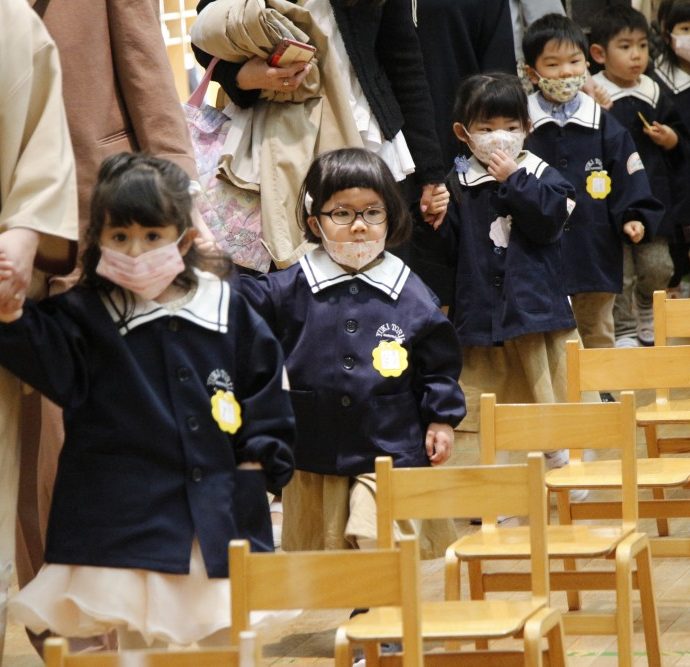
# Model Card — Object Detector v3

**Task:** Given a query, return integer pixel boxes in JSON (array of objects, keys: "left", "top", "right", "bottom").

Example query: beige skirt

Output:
[
  {"left": 8, "top": 540, "right": 292, "bottom": 646},
  {"left": 458, "top": 328, "right": 578, "bottom": 432},
  {"left": 282, "top": 470, "right": 457, "bottom": 559}
]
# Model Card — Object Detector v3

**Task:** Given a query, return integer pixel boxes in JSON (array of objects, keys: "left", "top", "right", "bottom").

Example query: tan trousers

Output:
[{"left": 570, "top": 292, "right": 616, "bottom": 349}]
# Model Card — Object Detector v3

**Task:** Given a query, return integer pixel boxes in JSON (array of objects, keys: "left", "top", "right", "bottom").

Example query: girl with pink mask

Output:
[
  {"left": 241, "top": 147, "right": 466, "bottom": 554},
  {"left": 0, "top": 153, "right": 295, "bottom": 649}
]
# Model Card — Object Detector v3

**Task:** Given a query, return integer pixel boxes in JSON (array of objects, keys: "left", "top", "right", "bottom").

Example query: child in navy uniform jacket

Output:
[
  {"left": 437, "top": 72, "right": 577, "bottom": 468},
  {"left": 590, "top": 4, "right": 686, "bottom": 346},
  {"left": 655, "top": 0, "right": 690, "bottom": 291},
  {"left": 2, "top": 154, "right": 295, "bottom": 649},
  {"left": 523, "top": 13, "right": 664, "bottom": 350},
  {"left": 241, "top": 147, "right": 465, "bottom": 554}
]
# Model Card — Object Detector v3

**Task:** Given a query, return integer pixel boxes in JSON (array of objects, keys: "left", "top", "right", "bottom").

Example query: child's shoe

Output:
[
  {"left": 636, "top": 304, "right": 655, "bottom": 346},
  {"left": 615, "top": 336, "right": 639, "bottom": 348}
]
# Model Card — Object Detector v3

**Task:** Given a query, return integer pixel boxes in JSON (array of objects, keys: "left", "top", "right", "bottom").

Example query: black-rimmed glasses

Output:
[{"left": 319, "top": 206, "right": 387, "bottom": 225}]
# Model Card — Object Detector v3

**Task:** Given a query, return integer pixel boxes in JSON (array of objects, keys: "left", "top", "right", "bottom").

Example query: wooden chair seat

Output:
[
  {"left": 636, "top": 396, "right": 690, "bottom": 423},
  {"left": 345, "top": 599, "right": 545, "bottom": 641},
  {"left": 451, "top": 524, "right": 633, "bottom": 560},
  {"left": 546, "top": 457, "right": 690, "bottom": 489}
]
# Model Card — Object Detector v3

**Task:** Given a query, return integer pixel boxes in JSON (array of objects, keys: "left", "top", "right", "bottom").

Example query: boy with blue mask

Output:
[
  {"left": 590, "top": 4, "right": 686, "bottom": 347},
  {"left": 523, "top": 13, "right": 664, "bottom": 351}
]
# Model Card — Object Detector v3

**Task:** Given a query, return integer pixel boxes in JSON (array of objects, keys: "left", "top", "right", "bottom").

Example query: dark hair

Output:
[
  {"left": 658, "top": 0, "right": 690, "bottom": 67},
  {"left": 452, "top": 73, "right": 530, "bottom": 131},
  {"left": 81, "top": 152, "right": 230, "bottom": 295},
  {"left": 297, "top": 148, "right": 411, "bottom": 248},
  {"left": 523, "top": 13, "right": 589, "bottom": 68},
  {"left": 590, "top": 4, "right": 649, "bottom": 49}
]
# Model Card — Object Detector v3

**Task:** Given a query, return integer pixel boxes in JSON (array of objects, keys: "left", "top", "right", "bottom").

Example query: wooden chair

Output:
[
  {"left": 454, "top": 392, "right": 660, "bottom": 667},
  {"left": 44, "top": 631, "right": 258, "bottom": 667},
  {"left": 642, "top": 289, "right": 690, "bottom": 457},
  {"left": 230, "top": 535, "right": 424, "bottom": 667},
  {"left": 373, "top": 453, "right": 567, "bottom": 667},
  {"left": 560, "top": 338, "right": 690, "bottom": 550}
]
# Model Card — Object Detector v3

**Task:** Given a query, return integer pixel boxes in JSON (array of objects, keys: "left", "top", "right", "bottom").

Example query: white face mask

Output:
[
  {"left": 535, "top": 72, "right": 587, "bottom": 103},
  {"left": 96, "top": 234, "right": 186, "bottom": 301},
  {"left": 672, "top": 33, "right": 690, "bottom": 62},
  {"left": 316, "top": 221, "right": 386, "bottom": 271},
  {"left": 467, "top": 129, "right": 526, "bottom": 164}
]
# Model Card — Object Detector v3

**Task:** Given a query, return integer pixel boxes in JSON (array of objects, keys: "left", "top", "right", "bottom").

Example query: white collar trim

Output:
[
  {"left": 592, "top": 71, "right": 659, "bottom": 106},
  {"left": 528, "top": 91, "right": 601, "bottom": 129},
  {"left": 458, "top": 150, "right": 548, "bottom": 188},
  {"left": 299, "top": 247, "right": 410, "bottom": 300},
  {"left": 102, "top": 269, "right": 230, "bottom": 335},
  {"left": 655, "top": 59, "right": 690, "bottom": 93}
]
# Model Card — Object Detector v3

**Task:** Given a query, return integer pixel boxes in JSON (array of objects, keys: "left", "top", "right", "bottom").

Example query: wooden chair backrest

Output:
[
  {"left": 653, "top": 291, "right": 690, "bottom": 403},
  {"left": 229, "top": 536, "right": 423, "bottom": 667},
  {"left": 375, "top": 454, "right": 549, "bottom": 601},
  {"left": 565, "top": 338, "right": 690, "bottom": 401},
  {"left": 480, "top": 391, "right": 639, "bottom": 531},
  {"left": 44, "top": 633, "right": 258, "bottom": 667}
]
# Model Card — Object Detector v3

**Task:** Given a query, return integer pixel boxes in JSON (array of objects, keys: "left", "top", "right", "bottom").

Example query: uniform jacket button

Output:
[
  {"left": 187, "top": 416, "right": 200, "bottom": 431},
  {"left": 345, "top": 319, "right": 358, "bottom": 333},
  {"left": 191, "top": 467, "right": 202, "bottom": 482},
  {"left": 341, "top": 395, "right": 352, "bottom": 407},
  {"left": 348, "top": 284, "right": 359, "bottom": 295},
  {"left": 343, "top": 355, "right": 355, "bottom": 370}
]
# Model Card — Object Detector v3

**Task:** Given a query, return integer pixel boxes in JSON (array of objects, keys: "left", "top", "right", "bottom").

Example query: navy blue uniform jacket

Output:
[
  {"left": 0, "top": 273, "right": 295, "bottom": 577},
  {"left": 525, "top": 92, "right": 665, "bottom": 294},
  {"left": 241, "top": 250, "right": 466, "bottom": 476},
  {"left": 441, "top": 151, "right": 576, "bottom": 346},
  {"left": 594, "top": 72, "right": 688, "bottom": 237}
]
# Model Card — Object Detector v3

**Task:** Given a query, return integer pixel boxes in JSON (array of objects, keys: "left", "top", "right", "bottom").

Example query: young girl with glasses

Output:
[{"left": 241, "top": 147, "right": 466, "bottom": 554}]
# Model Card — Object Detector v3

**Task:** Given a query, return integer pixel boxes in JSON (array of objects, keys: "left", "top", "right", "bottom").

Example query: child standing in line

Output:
[
  {"left": 523, "top": 13, "right": 664, "bottom": 350},
  {"left": 590, "top": 4, "right": 685, "bottom": 346},
  {"left": 2, "top": 153, "right": 295, "bottom": 648},
  {"left": 437, "top": 72, "right": 578, "bottom": 469},
  {"left": 240, "top": 147, "right": 466, "bottom": 554},
  {"left": 655, "top": 0, "right": 690, "bottom": 293}
]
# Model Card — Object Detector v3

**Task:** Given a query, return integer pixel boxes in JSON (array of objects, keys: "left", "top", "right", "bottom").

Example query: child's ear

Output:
[
  {"left": 306, "top": 215, "right": 321, "bottom": 238},
  {"left": 453, "top": 122, "right": 470, "bottom": 144},
  {"left": 179, "top": 228, "right": 198, "bottom": 256},
  {"left": 524, "top": 64, "right": 540, "bottom": 85},
  {"left": 589, "top": 43, "right": 607, "bottom": 66}
]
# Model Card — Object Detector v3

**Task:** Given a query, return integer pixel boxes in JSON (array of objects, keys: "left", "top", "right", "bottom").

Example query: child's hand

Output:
[
  {"left": 487, "top": 149, "right": 519, "bottom": 183},
  {"left": 582, "top": 76, "right": 612, "bottom": 110},
  {"left": 425, "top": 422, "right": 454, "bottom": 465},
  {"left": 420, "top": 183, "right": 450, "bottom": 230},
  {"left": 643, "top": 122, "right": 679, "bottom": 150},
  {"left": 623, "top": 220, "right": 645, "bottom": 244}
]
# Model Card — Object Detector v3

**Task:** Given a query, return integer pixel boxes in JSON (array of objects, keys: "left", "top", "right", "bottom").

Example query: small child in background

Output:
[
  {"left": 590, "top": 4, "right": 685, "bottom": 346},
  {"left": 523, "top": 13, "right": 664, "bottom": 350},
  {"left": 2, "top": 153, "right": 295, "bottom": 648},
  {"left": 655, "top": 0, "right": 690, "bottom": 294},
  {"left": 437, "top": 72, "right": 577, "bottom": 470},
  {"left": 241, "top": 147, "right": 466, "bottom": 555}
]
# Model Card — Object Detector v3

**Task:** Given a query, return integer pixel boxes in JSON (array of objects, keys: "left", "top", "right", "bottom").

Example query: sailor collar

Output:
[
  {"left": 102, "top": 269, "right": 231, "bottom": 335},
  {"left": 456, "top": 150, "right": 549, "bottom": 188},
  {"left": 528, "top": 91, "right": 601, "bottom": 130},
  {"left": 299, "top": 247, "right": 410, "bottom": 300},
  {"left": 655, "top": 58, "right": 690, "bottom": 94},
  {"left": 592, "top": 71, "right": 660, "bottom": 106}
]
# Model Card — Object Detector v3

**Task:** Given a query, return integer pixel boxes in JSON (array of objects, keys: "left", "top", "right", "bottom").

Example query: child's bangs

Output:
[
  {"left": 103, "top": 171, "right": 173, "bottom": 229},
  {"left": 469, "top": 83, "right": 528, "bottom": 128},
  {"left": 668, "top": 2, "right": 690, "bottom": 30}
]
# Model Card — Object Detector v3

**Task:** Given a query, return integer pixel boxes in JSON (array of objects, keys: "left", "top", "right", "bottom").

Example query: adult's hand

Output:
[
  {"left": 0, "top": 228, "right": 39, "bottom": 321},
  {"left": 236, "top": 56, "right": 313, "bottom": 93}
]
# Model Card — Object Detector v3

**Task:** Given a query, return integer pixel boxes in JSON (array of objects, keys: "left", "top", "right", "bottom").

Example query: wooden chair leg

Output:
[
  {"left": 634, "top": 538, "right": 662, "bottom": 667},
  {"left": 523, "top": 607, "right": 564, "bottom": 667},
  {"left": 555, "top": 490, "right": 582, "bottom": 611},
  {"left": 615, "top": 537, "right": 637, "bottom": 667},
  {"left": 467, "top": 560, "right": 489, "bottom": 650},
  {"left": 334, "top": 627, "right": 353, "bottom": 667},
  {"left": 444, "top": 548, "right": 460, "bottom": 601},
  {"left": 644, "top": 424, "right": 669, "bottom": 537}
]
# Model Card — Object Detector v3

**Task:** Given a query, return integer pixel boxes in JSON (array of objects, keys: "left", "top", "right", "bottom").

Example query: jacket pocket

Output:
[
  {"left": 233, "top": 469, "right": 272, "bottom": 552},
  {"left": 368, "top": 391, "right": 423, "bottom": 455}
]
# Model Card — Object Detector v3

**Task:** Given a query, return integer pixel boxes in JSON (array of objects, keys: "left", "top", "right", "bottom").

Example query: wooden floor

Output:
[{"left": 5, "top": 390, "right": 690, "bottom": 666}]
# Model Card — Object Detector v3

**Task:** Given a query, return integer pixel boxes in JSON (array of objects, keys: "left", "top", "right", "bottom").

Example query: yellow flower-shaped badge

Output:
[
  {"left": 586, "top": 170, "right": 611, "bottom": 199},
  {"left": 372, "top": 340, "right": 409, "bottom": 377},
  {"left": 211, "top": 389, "right": 242, "bottom": 434}
]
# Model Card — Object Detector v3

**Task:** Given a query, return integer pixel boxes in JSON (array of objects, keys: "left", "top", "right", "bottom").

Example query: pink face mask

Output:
[
  {"left": 96, "top": 234, "right": 186, "bottom": 301},
  {"left": 316, "top": 221, "right": 386, "bottom": 271}
]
